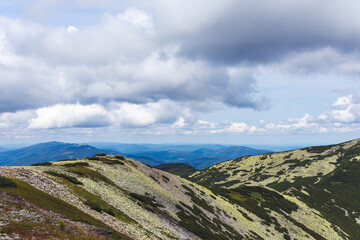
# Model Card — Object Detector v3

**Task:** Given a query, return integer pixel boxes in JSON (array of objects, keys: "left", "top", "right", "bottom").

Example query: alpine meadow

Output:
[{"left": 1, "top": 1, "right": 360, "bottom": 239}]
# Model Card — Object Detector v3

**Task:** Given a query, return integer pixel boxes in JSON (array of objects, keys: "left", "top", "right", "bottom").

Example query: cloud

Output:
[
  {"left": 28, "top": 100, "right": 192, "bottom": 129},
  {"left": 0, "top": 94, "right": 358, "bottom": 140},
  {"left": 0, "top": 110, "right": 35, "bottom": 128},
  {"left": 0, "top": 16, "right": 267, "bottom": 113},
  {"left": 67, "top": 26, "right": 78, "bottom": 34},
  {"left": 25, "top": 0, "right": 60, "bottom": 21},
  {"left": 146, "top": 0, "right": 360, "bottom": 63},
  {"left": 2, "top": 1, "right": 360, "bottom": 141},
  {"left": 276, "top": 47, "right": 360, "bottom": 76},
  {"left": 29, "top": 103, "right": 110, "bottom": 129},
  {"left": 110, "top": 99, "right": 189, "bottom": 127},
  {"left": 118, "top": 8, "right": 154, "bottom": 33},
  {"left": 265, "top": 114, "right": 318, "bottom": 133},
  {"left": 165, "top": 95, "right": 360, "bottom": 136},
  {"left": 4, "top": 1, "right": 360, "bottom": 117},
  {"left": 319, "top": 95, "right": 360, "bottom": 123}
]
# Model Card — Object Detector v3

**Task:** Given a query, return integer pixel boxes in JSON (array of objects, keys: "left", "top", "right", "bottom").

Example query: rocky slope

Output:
[
  {"left": 190, "top": 138, "right": 360, "bottom": 239},
  {"left": 0, "top": 138, "right": 359, "bottom": 239}
]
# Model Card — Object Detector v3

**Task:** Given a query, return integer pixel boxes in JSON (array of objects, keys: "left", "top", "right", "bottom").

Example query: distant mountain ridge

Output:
[
  {"left": 0, "top": 146, "right": 9, "bottom": 152},
  {"left": 0, "top": 141, "right": 271, "bottom": 168},
  {"left": 0, "top": 141, "right": 104, "bottom": 166},
  {"left": 93, "top": 144, "right": 271, "bottom": 169}
]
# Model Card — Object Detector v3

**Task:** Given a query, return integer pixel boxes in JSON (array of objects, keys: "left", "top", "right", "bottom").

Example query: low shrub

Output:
[
  {"left": 31, "top": 162, "right": 52, "bottom": 166},
  {"left": 0, "top": 176, "right": 17, "bottom": 188},
  {"left": 58, "top": 220, "right": 66, "bottom": 231},
  {"left": 63, "top": 162, "right": 89, "bottom": 167},
  {"left": 84, "top": 200, "right": 115, "bottom": 216},
  {"left": 162, "top": 175, "right": 170, "bottom": 182},
  {"left": 84, "top": 200, "right": 102, "bottom": 212},
  {"left": 103, "top": 208, "right": 115, "bottom": 216},
  {"left": 44, "top": 171, "right": 82, "bottom": 185},
  {"left": 99, "top": 159, "right": 124, "bottom": 165},
  {"left": 115, "top": 155, "right": 125, "bottom": 160}
]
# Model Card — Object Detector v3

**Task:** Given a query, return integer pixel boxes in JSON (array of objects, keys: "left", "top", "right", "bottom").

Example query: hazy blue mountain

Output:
[
  {"left": 0, "top": 142, "right": 105, "bottom": 166},
  {"left": 0, "top": 141, "right": 271, "bottom": 168},
  {"left": 85, "top": 143, "right": 154, "bottom": 154},
  {"left": 0, "top": 146, "right": 9, "bottom": 152},
  {"left": 86, "top": 142, "right": 227, "bottom": 153},
  {"left": 119, "top": 146, "right": 271, "bottom": 169},
  {"left": 246, "top": 144, "right": 308, "bottom": 152},
  {"left": 122, "top": 154, "right": 163, "bottom": 166}
]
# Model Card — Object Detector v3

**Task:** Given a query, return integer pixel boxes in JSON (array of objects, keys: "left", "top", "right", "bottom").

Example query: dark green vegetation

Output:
[
  {"left": 44, "top": 171, "right": 83, "bottom": 185},
  {"left": 0, "top": 178, "right": 130, "bottom": 239},
  {"left": 129, "top": 192, "right": 166, "bottom": 214},
  {"left": 69, "top": 182, "right": 136, "bottom": 225},
  {"left": 115, "top": 155, "right": 126, "bottom": 160},
  {"left": 31, "top": 161, "right": 52, "bottom": 166},
  {"left": 173, "top": 184, "right": 248, "bottom": 240},
  {"left": 84, "top": 200, "right": 102, "bottom": 212},
  {"left": 62, "top": 162, "right": 89, "bottom": 167},
  {"left": 177, "top": 209, "right": 243, "bottom": 240},
  {"left": 188, "top": 138, "right": 360, "bottom": 239},
  {"left": 94, "top": 153, "right": 107, "bottom": 156},
  {"left": 86, "top": 155, "right": 125, "bottom": 165},
  {"left": 291, "top": 159, "right": 360, "bottom": 239},
  {"left": 211, "top": 186, "right": 326, "bottom": 240},
  {"left": 0, "top": 175, "right": 17, "bottom": 187},
  {"left": 154, "top": 163, "right": 197, "bottom": 178},
  {"left": 84, "top": 200, "right": 115, "bottom": 216},
  {"left": 190, "top": 167, "right": 231, "bottom": 187},
  {"left": 55, "top": 164, "right": 136, "bottom": 225}
]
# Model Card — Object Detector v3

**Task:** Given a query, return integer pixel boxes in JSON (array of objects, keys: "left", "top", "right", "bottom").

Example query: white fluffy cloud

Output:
[
  {"left": 169, "top": 95, "right": 360, "bottom": 135},
  {"left": 319, "top": 95, "right": 360, "bottom": 123},
  {"left": 110, "top": 100, "right": 191, "bottom": 127},
  {"left": 29, "top": 103, "right": 110, "bottom": 129},
  {"left": 0, "top": 94, "right": 358, "bottom": 139},
  {"left": 27, "top": 100, "right": 192, "bottom": 129}
]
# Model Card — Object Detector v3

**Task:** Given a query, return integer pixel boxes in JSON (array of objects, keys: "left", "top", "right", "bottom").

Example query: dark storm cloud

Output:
[{"left": 148, "top": 0, "right": 360, "bottom": 63}]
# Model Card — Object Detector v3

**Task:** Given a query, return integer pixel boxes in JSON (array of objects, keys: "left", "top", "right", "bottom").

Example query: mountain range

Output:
[
  {"left": 0, "top": 141, "right": 271, "bottom": 169},
  {"left": 0, "top": 146, "right": 9, "bottom": 152},
  {"left": 0, "top": 138, "right": 359, "bottom": 239},
  {"left": 0, "top": 142, "right": 103, "bottom": 166}
]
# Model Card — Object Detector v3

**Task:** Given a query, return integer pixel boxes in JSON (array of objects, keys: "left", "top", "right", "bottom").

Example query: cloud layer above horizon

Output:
[{"left": 0, "top": 0, "right": 359, "bottom": 143}]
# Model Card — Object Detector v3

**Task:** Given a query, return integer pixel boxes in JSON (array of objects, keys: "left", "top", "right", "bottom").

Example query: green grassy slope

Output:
[
  {"left": 154, "top": 163, "right": 197, "bottom": 178},
  {"left": 189, "top": 138, "right": 360, "bottom": 239},
  {"left": 0, "top": 152, "right": 345, "bottom": 240}
]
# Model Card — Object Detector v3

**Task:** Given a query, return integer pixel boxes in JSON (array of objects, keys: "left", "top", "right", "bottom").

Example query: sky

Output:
[{"left": 0, "top": 0, "right": 359, "bottom": 146}]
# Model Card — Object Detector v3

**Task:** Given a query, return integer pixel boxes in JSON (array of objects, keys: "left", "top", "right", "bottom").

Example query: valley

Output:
[{"left": 0, "top": 138, "right": 359, "bottom": 239}]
